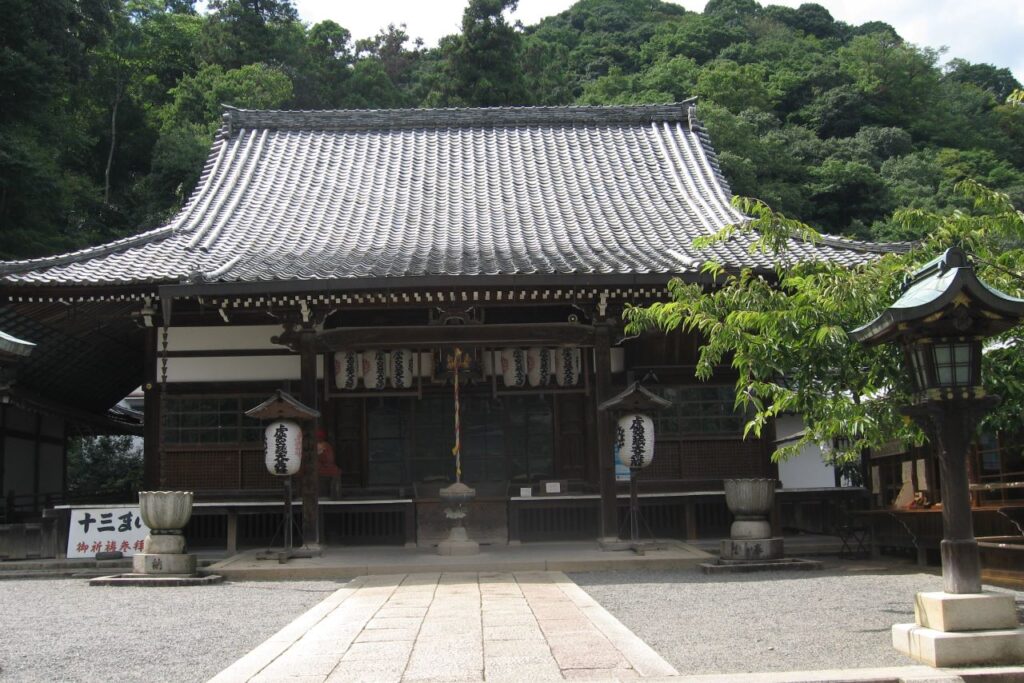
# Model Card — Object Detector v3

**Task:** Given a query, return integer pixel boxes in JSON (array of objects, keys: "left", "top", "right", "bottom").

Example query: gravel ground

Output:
[
  {"left": 0, "top": 578, "right": 343, "bottom": 682},
  {"left": 570, "top": 564, "right": 1024, "bottom": 675}
]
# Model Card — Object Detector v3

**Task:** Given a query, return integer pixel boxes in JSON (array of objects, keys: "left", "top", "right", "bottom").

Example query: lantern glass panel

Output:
[
  {"left": 930, "top": 342, "right": 973, "bottom": 387},
  {"left": 911, "top": 347, "right": 929, "bottom": 391},
  {"left": 954, "top": 343, "right": 971, "bottom": 385},
  {"left": 934, "top": 345, "right": 953, "bottom": 386}
]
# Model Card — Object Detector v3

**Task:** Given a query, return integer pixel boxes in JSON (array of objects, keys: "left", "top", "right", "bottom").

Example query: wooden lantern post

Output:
[
  {"left": 246, "top": 390, "right": 320, "bottom": 563},
  {"left": 598, "top": 381, "right": 671, "bottom": 554}
]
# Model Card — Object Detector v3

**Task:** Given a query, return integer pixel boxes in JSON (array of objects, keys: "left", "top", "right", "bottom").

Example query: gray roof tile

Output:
[{"left": 0, "top": 101, "right": 900, "bottom": 287}]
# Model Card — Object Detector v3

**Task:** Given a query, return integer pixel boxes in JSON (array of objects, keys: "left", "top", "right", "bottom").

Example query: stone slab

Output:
[
  {"left": 914, "top": 591, "right": 1021, "bottom": 632},
  {"left": 210, "top": 571, "right": 679, "bottom": 681},
  {"left": 893, "top": 622, "right": 1024, "bottom": 667},
  {"left": 699, "top": 558, "right": 823, "bottom": 574},
  {"left": 88, "top": 573, "right": 223, "bottom": 587}
]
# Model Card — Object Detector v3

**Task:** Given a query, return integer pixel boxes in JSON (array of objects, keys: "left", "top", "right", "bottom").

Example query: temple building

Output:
[{"left": 0, "top": 101, "right": 892, "bottom": 549}]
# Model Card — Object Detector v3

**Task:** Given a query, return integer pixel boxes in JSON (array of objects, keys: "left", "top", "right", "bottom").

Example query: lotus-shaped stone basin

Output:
[
  {"left": 139, "top": 491, "right": 194, "bottom": 531},
  {"left": 723, "top": 478, "right": 775, "bottom": 517}
]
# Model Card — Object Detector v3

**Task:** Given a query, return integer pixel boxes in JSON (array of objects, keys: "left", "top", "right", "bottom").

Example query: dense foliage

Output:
[
  {"left": 1, "top": 0, "right": 1022, "bottom": 259},
  {"left": 66, "top": 435, "right": 144, "bottom": 498},
  {"left": 624, "top": 182, "right": 1024, "bottom": 462}
]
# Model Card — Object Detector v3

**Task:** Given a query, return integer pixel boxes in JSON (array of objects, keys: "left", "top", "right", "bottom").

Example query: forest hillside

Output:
[{"left": 2, "top": 0, "right": 1022, "bottom": 258}]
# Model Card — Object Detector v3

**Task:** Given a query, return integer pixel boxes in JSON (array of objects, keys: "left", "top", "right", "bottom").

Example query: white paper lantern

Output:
[
  {"left": 615, "top": 413, "right": 655, "bottom": 469},
  {"left": 501, "top": 348, "right": 527, "bottom": 387},
  {"left": 391, "top": 348, "right": 415, "bottom": 388},
  {"left": 264, "top": 420, "right": 302, "bottom": 476},
  {"left": 418, "top": 351, "right": 434, "bottom": 378},
  {"left": 555, "top": 346, "right": 581, "bottom": 386},
  {"left": 361, "top": 350, "right": 389, "bottom": 390},
  {"left": 526, "top": 347, "right": 553, "bottom": 387},
  {"left": 334, "top": 351, "right": 360, "bottom": 390}
]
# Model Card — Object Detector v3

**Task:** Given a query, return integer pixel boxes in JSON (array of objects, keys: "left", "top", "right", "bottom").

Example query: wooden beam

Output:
[
  {"left": 594, "top": 324, "right": 619, "bottom": 540},
  {"left": 299, "top": 327, "right": 320, "bottom": 549},
  {"left": 142, "top": 327, "right": 161, "bottom": 489},
  {"left": 316, "top": 323, "right": 595, "bottom": 351}
]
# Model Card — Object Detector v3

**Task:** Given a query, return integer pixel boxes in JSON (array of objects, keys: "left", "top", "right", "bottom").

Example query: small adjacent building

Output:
[{"left": 0, "top": 101, "right": 890, "bottom": 548}]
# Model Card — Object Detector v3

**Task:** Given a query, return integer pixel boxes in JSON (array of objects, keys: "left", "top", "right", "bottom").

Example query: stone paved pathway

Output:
[{"left": 209, "top": 571, "right": 677, "bottom": 682}]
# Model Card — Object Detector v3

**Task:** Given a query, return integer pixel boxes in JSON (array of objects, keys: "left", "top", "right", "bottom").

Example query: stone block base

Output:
[
  {"left": 89, "top": 573, "right": 222, "bottom": 587},
  {"left": 132, "top": 553, "right": 197, "bottom": 575},
  {"left": 892, "top": 623, "right": 1024, "bottom": 667},
  {"left": 915, "top": 591, "right": 1019, "bottom": 632},
  {"left": 700, "top": 558, "right": 822, "bottom": 574},
  {"left": 720, "top": 537, "right": 783, "bottom": 561},
  {"left": 436, "top": 539, "right": 480, "bottom": 556}
]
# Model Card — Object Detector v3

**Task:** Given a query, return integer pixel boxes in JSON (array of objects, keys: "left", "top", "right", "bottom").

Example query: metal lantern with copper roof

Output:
[{"left": 851, "top": 247, "right": 1024, "bottom": 666}]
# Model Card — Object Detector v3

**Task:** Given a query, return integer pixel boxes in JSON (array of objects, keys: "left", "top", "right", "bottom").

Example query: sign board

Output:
[{"left": 67, "top": 507, "right": 149, "bottom": 558}]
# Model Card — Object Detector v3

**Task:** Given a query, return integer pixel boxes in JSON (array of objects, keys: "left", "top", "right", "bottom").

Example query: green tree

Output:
[
  {"left": 199, "top": 0, "right": 302, "bottom": 69},
  {"left": 429, "top": 0, "right": 527, "bottom": 107},
  {"left": 66, "top": 435, "right": 143, "bottom": 499},
  {"left": 624, "top": 182, "right": 1024, "bottom": 463}
]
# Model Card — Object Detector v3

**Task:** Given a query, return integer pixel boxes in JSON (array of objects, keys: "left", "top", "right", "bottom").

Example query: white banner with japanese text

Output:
[{"left": 67, "top": 507, "right": 149, "bottom": 558}]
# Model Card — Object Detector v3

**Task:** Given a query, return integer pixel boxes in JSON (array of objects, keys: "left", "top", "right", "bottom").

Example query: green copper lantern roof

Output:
[{"left": 851, "top": 247, "right": 1024, "bottom": 346}]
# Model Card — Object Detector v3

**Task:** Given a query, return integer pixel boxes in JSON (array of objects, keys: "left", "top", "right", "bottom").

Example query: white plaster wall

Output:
[
  {"left": 162, "top": 355, "right": 324, "bottom": 382},
  {"left": 775, "top": 414, "right": 838, "bottom": 489},
  {"left": 167, "top": 325, "right": 283, "bottom": 351}
]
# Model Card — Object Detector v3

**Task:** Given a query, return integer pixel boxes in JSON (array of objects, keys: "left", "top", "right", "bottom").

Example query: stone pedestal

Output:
[
  {"left": 720, "top": 537, "right": 783, "bottom": 562},
  {"left": 438, "top": 482, "right": 480, "bottom": 556},
  {"left": 132, "top": 552, "right": 197, "bottom": 575},
  {"left": 701, "top": 478, "right": 822, "bottom": 574},
  {"left": 89, "top": 490, "right": 222, "bottom": 586},
  {"left": 436, "top": 526, "right": 480, "bottom": 556},
  {"left": 892, "top": 591, "right": 1024, "bottom": 667}
]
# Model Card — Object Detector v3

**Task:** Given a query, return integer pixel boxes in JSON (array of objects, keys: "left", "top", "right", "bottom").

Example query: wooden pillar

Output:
[
  {"left": 595, "top": 324, "right": 618, "bottom": 540},
  {"left": 299, "top": 328, "right": 320, "bottom": 548},
  {"left": 142, "top": 326, "right": 162, "bottom": 489}
]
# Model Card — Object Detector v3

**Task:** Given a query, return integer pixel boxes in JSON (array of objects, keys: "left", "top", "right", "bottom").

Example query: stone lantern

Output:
[
  {"left": 598, "top": 381, "right": 671, "bottom": 553},
  {"left": 246, "top": 390, "right": 320, "bottom": 563},
  {"left": 852, "top": 247, "right": 1024, "bottom": 666}
]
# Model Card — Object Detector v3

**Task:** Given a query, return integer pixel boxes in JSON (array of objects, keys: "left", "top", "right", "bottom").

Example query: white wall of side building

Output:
[{"left": 774, "top": 414, "right": 839, "bottom": 489}]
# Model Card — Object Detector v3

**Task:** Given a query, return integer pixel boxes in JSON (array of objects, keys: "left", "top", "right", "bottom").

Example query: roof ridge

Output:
[
  {"left": 816, "top": 233, "right": 914, "bottom": 254},
  {"left": 223, "top": 100, "right": 699, "bottom": 133}
]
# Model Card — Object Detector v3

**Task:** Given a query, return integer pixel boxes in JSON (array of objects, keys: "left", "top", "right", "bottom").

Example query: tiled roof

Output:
[{"left": 0, "top": 101, "right": 899, "bottom": 288}]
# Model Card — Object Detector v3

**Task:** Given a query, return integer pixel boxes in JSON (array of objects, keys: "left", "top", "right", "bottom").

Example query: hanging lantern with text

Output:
[
  {"left": 361, "top": 350, "right": 389, "bottom": 390},
  {"left": 501, "top": 347, "right": 527, "bottom": 387},
  {"left": 391, "top": 348, "right": 415, "bottom": 389},
  {"left": 615, "top": 413, "right": 655, "bottom": 469},
  {"left": 555, "top": 346, "right": 581, "bottom": 386},
  {"left": 526, "top": 347, "right": 553, "bottom": 387},
  {"left": 334, "top": 351, "right": 360, "bottom": 390},
  {"left": 264, "top": 419, "right": 302, "bottom": 476}
]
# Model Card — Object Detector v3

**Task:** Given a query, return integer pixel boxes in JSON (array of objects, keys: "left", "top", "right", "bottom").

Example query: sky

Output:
[{"left": 286, "top": 0, "right": 1024, "bottom": 83}]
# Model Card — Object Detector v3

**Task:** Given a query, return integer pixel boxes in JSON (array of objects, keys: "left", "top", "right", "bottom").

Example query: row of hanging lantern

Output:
[
  {"left": 495, "top": 347, "right": 581, "bottom": 388},
  {"left": 333, "top": 346, "right": 584, "bottom": 390},
  {"left": 334, "top": 349, "right": 420, "bottom": 390}
]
